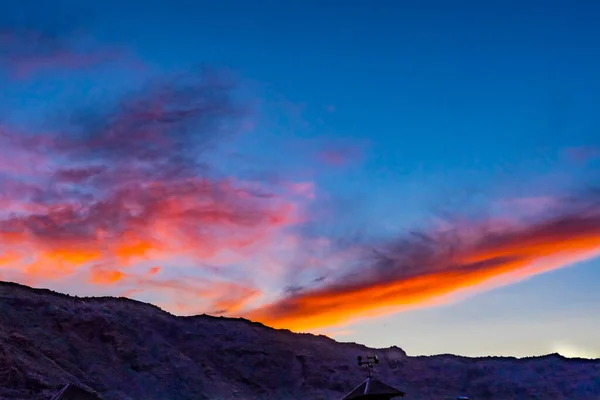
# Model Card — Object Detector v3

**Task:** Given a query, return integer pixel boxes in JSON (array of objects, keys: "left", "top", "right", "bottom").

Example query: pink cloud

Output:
[
  {"left": 286, "top": 182, "right": 316, "bottom": 199},
  {"left": 495, "top": 196, "right": 559, "bottom": 217},
  {"left": 317, "top": 146, "right": 363, "bottom": 167},
  {"left": 324, "top": 105, "right": 336, "bottom": 113},
  {"left": 0, "top": 28, "right": 143, "bottom": 78},
  {"left": 0, "top": 70, "right": 314, "bottom": 318},
  {"left": 563, "top": 146, "right": 600, "bottom": 164}
]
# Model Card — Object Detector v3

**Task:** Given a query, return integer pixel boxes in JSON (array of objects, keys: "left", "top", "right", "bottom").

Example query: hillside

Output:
[{"left": 0, "top": 281, "right": 598, "bottom": 400}]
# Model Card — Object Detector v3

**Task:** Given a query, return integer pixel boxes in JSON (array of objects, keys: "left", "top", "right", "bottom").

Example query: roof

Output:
[
  {"left": 50, "top": 384, "right": 103, "bottom": 400},
  {"left": 341, "top": 377, "right": 405, "bottom": 399}
]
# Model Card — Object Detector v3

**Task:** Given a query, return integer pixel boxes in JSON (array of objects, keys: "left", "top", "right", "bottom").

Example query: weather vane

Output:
[{"left": 357, "top": 355, "right": 379, "bottom": 378}]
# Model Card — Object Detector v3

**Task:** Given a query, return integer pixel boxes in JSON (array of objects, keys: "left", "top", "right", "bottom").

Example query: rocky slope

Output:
[{"left": 0, "top": 281, "right": 598, "bottom": 400}]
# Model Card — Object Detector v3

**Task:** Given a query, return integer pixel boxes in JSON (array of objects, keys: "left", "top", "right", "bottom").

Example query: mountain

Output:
[{"left": 0, "top": 281, "right": 598, "bottom": 400}]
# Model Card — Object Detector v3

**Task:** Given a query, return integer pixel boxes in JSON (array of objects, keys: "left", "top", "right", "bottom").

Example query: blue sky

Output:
[{"left": 0, "top": 0, "right": 599, "bottom": 358}]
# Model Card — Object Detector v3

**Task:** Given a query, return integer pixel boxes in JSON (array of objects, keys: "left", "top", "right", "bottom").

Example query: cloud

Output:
[
  {"left": 563, "top": 146, "right": 600, "bottom": 164},
  {"left": 317, "top": 146, "right": 363, "bottom": 167},
  {"left": 323, "top": 105, "right": 336, "bottom": 114},
  {"left": 0, "top": 15, "right": 341, "bottom": 322},
  {"left": 244, "top": 194, "right": 600, "bottom": 331},
  {"left": 493, "top": 196, "right": 559, "bottom": 217},
  {"left": 0, "top": 26, "right": 139, "bottom": 78},
  {"left": 117, "top": 272, "right": 263, "bottom": 316},
  {"left": 0, "top": 68, "right": 313, "bottom": 316}
]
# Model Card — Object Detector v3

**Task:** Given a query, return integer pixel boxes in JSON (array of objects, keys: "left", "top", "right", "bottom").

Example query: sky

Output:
[{"left": 0, "top": 0, "right": 599, "bottom": 359}]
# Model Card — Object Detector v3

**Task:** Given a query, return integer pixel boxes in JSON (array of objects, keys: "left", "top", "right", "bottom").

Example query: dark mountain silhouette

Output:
[{"left": 0, "top": 281, "right": 598, "bottom": 400}]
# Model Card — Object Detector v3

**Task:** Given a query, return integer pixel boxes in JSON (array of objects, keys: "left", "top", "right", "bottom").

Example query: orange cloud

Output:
[
  {"left": 149, "top": 267, "right": 161, "bottom": 275},
  {"left": 244, "top": 208, "right": 600, "bottom": 331},
  {"left": 90, "top": 268, "right": 126, "bottom": 285},
  {"left": 0, "top": 177, "right": 300, "bottom": 285}
]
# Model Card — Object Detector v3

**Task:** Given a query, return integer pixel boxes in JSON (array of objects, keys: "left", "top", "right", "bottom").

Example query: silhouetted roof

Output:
[
  {"left": 50, "top": 384, "right": 102, "bottom": 400},
  {"left": 341, "top": 377, "right": 405, "bottom": 399}
]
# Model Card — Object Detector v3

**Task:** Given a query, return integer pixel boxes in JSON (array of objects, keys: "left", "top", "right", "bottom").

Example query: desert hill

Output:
[{"left": 0, "top": 281, "right": 598, "bottom": 399}]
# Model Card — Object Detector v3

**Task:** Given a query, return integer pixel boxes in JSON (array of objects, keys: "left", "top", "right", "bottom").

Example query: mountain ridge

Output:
[{"left": 0, "top": 280, "right": 598, "bottom": 399}]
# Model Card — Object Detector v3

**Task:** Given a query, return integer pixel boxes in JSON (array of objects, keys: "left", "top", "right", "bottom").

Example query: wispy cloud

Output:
[
  {"left": 563, "top": 146, "right": 600, "bottom": 164},
  {"left": 314, "top": 140, "right": 367, "bottom": 168},
  {"left": 0, "top": 26, "right": 140, "bottom": 78},
  {"left": 318, "top": 149, "right": 359, "bottom": 166},
  {"left": 245, "top": 194, "right": 600, "bottom": 331}
]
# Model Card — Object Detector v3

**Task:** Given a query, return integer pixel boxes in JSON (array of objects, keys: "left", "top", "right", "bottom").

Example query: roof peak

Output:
[{"left": 341, "top": 377, "right": 405, "bottom": 399}]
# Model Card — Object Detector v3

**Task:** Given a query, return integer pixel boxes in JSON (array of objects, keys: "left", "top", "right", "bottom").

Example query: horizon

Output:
[
  {"left": 0, "top": 1, "right": 599, "bottom": 360},
  {"left": 1, "top": 278, "right": 597, "bottom": 361}
]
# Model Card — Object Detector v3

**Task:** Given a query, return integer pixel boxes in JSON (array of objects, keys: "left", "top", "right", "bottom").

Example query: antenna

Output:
[{"left": 357, "top": 355, "right": 379, "bottom": 379}]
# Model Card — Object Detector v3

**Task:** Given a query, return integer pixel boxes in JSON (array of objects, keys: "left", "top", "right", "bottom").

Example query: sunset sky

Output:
[{"left": 1, "top": 1, "right": 599, "bottom": 359}]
